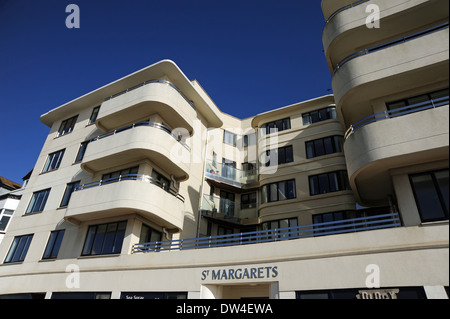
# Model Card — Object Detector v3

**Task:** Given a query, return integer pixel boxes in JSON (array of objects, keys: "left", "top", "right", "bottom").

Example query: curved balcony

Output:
[
  {"left": 81, "top": 121, "right": 190, "bottom": 181},
  {"left": 205, "top": 160, "right": 258, "bottom": 190},
  {"left": 323, "top": 0, "right": 447, "bottom": 73},
  {"left": 332, "top": 23, "right": 449, "bottom": 127},
  {"left": 96, "top": 79, "right": 196, "bottom": 134},
  {"left": 65, "top": 174, "right": 185, "bottom": 232},
  {"left": 344, "top": 105, "right": 449, "bottom": 206}
]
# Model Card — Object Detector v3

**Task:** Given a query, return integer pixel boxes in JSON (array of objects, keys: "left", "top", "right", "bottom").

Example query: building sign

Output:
[
  {"left": 201, "top": 266, "right": 278, "bottom": 281},
  {"left": 356, "top": 289, "right": 400, "bottom": 299}
]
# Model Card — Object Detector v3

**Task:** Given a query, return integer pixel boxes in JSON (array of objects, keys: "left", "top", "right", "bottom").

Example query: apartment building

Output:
[{"left": 0, "top": 0, "right": 448, "bottom": 300}]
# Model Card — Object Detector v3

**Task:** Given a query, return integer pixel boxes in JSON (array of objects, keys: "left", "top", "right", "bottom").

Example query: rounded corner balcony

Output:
[
  {"left": 81, "top": 122, "right": 190, "bottom": 182},
  {"left": 65, "top": 174, "right": 185, "bottom": 232},
  {"left": 331, "top": 23, "right": 449, "bottom": 106},
  {"left": 95, "top": 79, "right": 196, "bottom": 135},
  {"left": 343, "top": 99, "right": 449, "bottom": 206}
]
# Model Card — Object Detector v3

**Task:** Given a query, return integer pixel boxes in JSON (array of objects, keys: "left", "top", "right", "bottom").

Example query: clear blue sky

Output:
[{"left": 0, "top": 0, "right": 331, "bottom": 184}]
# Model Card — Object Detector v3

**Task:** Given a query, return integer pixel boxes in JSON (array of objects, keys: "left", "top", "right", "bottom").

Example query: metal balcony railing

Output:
[
  {"left": 344, "top": 95, "right": 449, "bottom": 139},
  {"left": 132, "top": 212, "right": 401, "bottom": 253},
  {"left": 325, "top": 0, "right": 370, "bottom": 25},
  {"left": 104, "top": 78, "right": 196, "bottom": 111},
  {"left": 74, "top": 174, "right": 185, "bottom": 202},
  {"left": 334, "top": 22, "right": 449, "bottom": 74},
  {"left": 89, "top": 120, "right": 190, "bottom": 151}
]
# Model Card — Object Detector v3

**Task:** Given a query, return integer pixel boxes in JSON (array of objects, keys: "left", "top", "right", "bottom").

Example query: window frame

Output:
[
  {"left": 42, "top": 149, "right": 65, "bottom": 173},
  {"left": 261, "top": 179, "right": 296, "bottom": 203},
  {"left": 81, "top": 221, "right": 127, "bottom": 256},
  {"left": 25, "top": 188, "right": 51, "bottom": 214},
  {"left": 409, "top": 169, "right": 449, "bottom": 223},
  {"left": 57, "top": 115, "right": 78, "bottom": 137},
  {"left": 74, "top": 141, "right": 89, "bottom": 163},
  {"left": 302, "top": 107, "right": 337, "bottom": 126},
  {"left": 223, "top": 130, "right": 237, "bottom": 146},
  {"left": 88, "top": 106, "right": 100, "bottom": 125},
  {"left": 309, "top": 171, "right": 350, "bottom": 196},
  {"left": 59, "top": 181, "right": 81, "bottom": 207},
  {"left": 241, "top": 192, "right": 257, "bottom": 209},
  {"left": 261, "top": 118, "right": 291, "bottom": 135},
  {"left": 306, "top": 136, "right": 343, "bottom": 159},
  {"left": 4, "top": 234, "right": 34, "bottom": 263},
  {"left": 42, "top": 230, "right": 65, "bottom": 260},
  {"left": 0, "top": 209, "right": 14, "bottom": 232}
]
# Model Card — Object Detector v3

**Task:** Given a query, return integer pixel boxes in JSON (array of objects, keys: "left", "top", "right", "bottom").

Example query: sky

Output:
[{"left": 0, "top": 0, "right": 332, "bottom": 185}]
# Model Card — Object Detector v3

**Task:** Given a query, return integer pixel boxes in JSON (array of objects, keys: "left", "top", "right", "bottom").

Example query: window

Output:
[
  {"left": 306, "top": 136, "right": 343, "bottom": 159},
  {"left": 25, "top": 189, "right": 50, "bottom": 214},
  {"left": 81, "top": 221, "right": 127, "bottom": 256},
  {"left": 387, "top": 88, "right": 449, "bottom": 116},
  {"left": 220, "top": 190, "right": 235, "bottom": 216},
  {"left": 74, "top": 141, "right": 89, "bottom": 163},
  {"left": 4, "top": 234, "right": 33, "bottom": 263},
  {"left": 57, "top": 115, "right": 78, "bottom": 137},
  {"left": 241, "top": 192, "right": 257, "bottom": 209},
  {"left": 42, "top": 149, "right": 65, "bottom": 173},
  {"left": 0, "top": 209, "right": 14, "bottom": 232},
  {"left": 309, "top": 171, "right": 350, "bottom": 196},
  {"left": 223, "top": 130, "right": 237, "bottom": 146},
  {"left": 151, "top": 170, "right": 170, "bottom": 191},
  {"left": 302, "top": 107, "right": 337, "bottom": 125},
  {"left": 242, "top": 162, "right": 257, "bottom": 177},
  {"left": 102, "top": 166, "right": 139, "bottom": 181},
  {"left": 88, "top": 106, "right": 100, "bottom": 125},
  {"left": 139, "top": 224, "right": 162, "bottom": 243},
  {"left": 42, "top": 230, "right": 65, "bottom": 259},
  {"left": 243, "top": 133, "right": 256, "bottom": 147},
  {"left": 262, "top": 218, "right": 298, "bottom": 239},
  {"left": 261, "top": 118, "right": 291, "bottom": 135},
  {"left": 261, "top": 179, "right": 296, "bottom": 203},
  {"left": 410, "top": 169, "right": 449, "bottom": 223},
  {"left": 264, "top": 145, "right": 294, "bottom": 167},
  {"left": 60, "top": 181, "right": 81, "bottom": 207}
]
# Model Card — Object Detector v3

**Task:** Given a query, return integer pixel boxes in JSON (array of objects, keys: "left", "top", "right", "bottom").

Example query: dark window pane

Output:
[
  {"left": 318, "top": 174, "right": 330, "bottom": 194},
  {"left": 435, "top": 170, "right": 449, "bottom": 214},
  {"left": 411, "top": 174, "right": 446, "bottom": 222},
  {"left": 75, "top": 142, "right": 89, "bottom": 163},
  {"left": 82, "top": 226, "right": 96, "bottom": 255},
  {"left": 306, "top": 141, "right": 315, "bottom": 159},
  {"left": 309, "top": 176, "right": 319, "bottom": 195},
  {"left": 92, "top": 224, "right": 107, "bottom": 255},
  {"left": 314, "top": 140, "right": 325, "bottom": 157},
  {"left": 287, "top": 180, "right": 296, "bottom": 199},
  {"left": 277, "top": 181, "right": 287, "bottom": 201},
  {"left": 324, "top": 137, "right": 334, "bottom": 154},
  {"left": 285, "top": 146, "right": 293, "bottom": 163}
]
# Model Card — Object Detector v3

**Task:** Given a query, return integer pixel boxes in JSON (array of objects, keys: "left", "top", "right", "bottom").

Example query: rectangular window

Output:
[
  {"left": 306, "top": 136, "right": 343, "bottom": 159},
  {"left": 88, "top": 106, "right": 100, "bottom": 125},
  {"left": 4, "top": 234, "right": 33, "bottom": 263},
  {"left": 74, "top": 141, "right": 89, "bottom": 163},
  {"left": 262, "top": 218, "right": 297, "bottom": 239},
  {"left": 57, "top": 115, "right": 78, "bottom": 137},
  {"left": 261, "top": 179, "right": 296, "bottom": 203},
  {"left": 139, "top": 224, "right": 162, "bottom": 243},
  {"left": 265, "top": 145, "right": 294, "bottom": 166},
  {"left": 222, "top": 158, "right": 237, "bottom": 180},
  {"left": 243, "top": 133, "right": 256, "bottom": 147},
  {"left": 223, "top": 130, "right": 237, "bottom": 146},
  {"left": 261, "top": 118, "right": 291, "bottom": 135},
  {"left": 81, "top": 221, "right": 127, "bottom": 256},
  {"left": 0, "top": 209, "right": 14, "bottom": 232},
  {"left": 309, "top": 171, "right": 349, "bottom": 196},
  {"left": 387, "top": 88, "right": 449, "bottom": 116},
  {"left": 25, "top": 189, "right": 50, "bottom": 214},
  {"left": 151, "top": 169, "right": 170, "bottom": 191},
  {"left": 42, "top": 230, "right": 65, "bottom": 260},
  {"left": 410, "top": 169, "right": 449, "bottom": 223},
  {"left": 241, "top": 192, "right": 257, "bottom": 209},
  {"left": 242, "top": 162, "right": 257, "bottom": 177},
  {"left": 42, "top": 149, "right": 65, "bottom": 173},
  {"left": 60, "top": 181, "right": 81, "bottom": 207},
  {"left": 302, "top": 107, "right": 337, "bottom": 125}
]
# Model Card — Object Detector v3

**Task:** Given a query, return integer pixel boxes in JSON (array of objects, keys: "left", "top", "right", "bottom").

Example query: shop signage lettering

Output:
[
  {"left": 356, "top": 289, "right": 399, "bottom": 299},
  {"left": 201, "top": 266, "right": 278, "bottom": 281}
]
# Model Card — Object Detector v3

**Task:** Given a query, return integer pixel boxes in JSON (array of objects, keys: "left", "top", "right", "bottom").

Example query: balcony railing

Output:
[
  {"left": 74, "top": 174, "right": 185, "bottom": 202},
  {"left": 89, "top": 120, "right": 190, "bottom": 151},
  {"left": 201, "top": 194, "right": 258, "bottom": 223},
  {"left": 104, "top": 78, "right": 196, "bottom": 111},
  {"left": 334, "top": 22, "right": 449, "bottom": 74},
  {"left": 132, "top": 212, "right": 401, "bottom": 253},
  {"left": 344, "top": 95, "right": 449, "bottom": 139},
  {"left": 325, "top": 0, "right": 370, "bottom": 25},
  {"left": 205, "top": 160, "right": 258, "bottom": 187}
]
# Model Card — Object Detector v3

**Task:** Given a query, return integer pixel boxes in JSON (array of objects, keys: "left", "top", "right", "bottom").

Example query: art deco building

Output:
[{"left": 0, "top": 0, "right": 448, "bottom": 300}]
